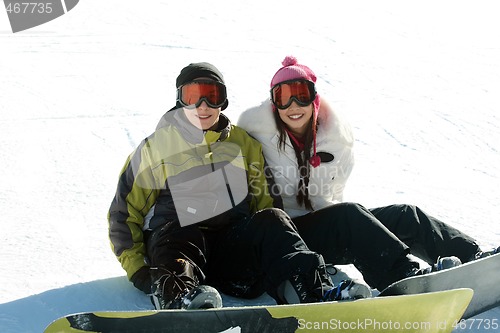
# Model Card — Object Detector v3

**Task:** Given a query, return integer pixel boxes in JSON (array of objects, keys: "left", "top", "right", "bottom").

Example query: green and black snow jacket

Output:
[{"left": 108, "top": 109, "right": 278, "bottom": 281}]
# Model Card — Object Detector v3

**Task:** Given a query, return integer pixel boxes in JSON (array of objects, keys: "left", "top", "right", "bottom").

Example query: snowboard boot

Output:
[
  {"left": 474, "top": 246, "right": 500, "bottom": 260},
  {"left": 150, "top": 259, "right": 222, "bottom": 310},
  {"left": 379, "top": 255, "right": 462, "bottom": 291},
  {"left": 279, "top": 264, "right": 372, "bottom": 304},
  {"left": 322, "top": 279, "right": 373, "bottom": 301},
  {"left": 324, "top": 264, "right": 373, "bottom": 300},
  {"left": 409, "top": 256, "right": 462, "bottom": 276},
  {"left": 434, "top": 256, "right": 462, "bottom": 270}
]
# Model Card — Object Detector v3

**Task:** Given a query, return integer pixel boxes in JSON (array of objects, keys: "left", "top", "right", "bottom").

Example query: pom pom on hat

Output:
[
  {"left": 282, "top": 55, "right": 298, "bottom": 66},
  {"left": 270, "top": 56, "right": 317, "bottom": 88}
]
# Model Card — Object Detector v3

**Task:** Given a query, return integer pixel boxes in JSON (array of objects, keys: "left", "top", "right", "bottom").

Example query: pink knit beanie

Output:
[
  {"left": 271, "top": 56, "right": 316, "bottom": 87},
  {"left": 270, "top": 56, "right": 321, "bottom": 167}
]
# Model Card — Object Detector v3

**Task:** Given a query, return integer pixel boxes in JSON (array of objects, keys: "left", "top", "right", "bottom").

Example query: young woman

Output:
[{"left": 238, "top": 56, "right": 497, "bottom": 290}]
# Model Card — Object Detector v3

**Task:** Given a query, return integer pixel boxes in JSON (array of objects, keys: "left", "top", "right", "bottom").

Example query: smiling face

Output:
[
  {"left": 181, "top": 78, "right": 222, "bottom": 131},
  {"left": 183, "top": 101, "right": 221, "bottom": 131},
  {"left": 277, "top": 101, "right": 314, "bottom": 138}
]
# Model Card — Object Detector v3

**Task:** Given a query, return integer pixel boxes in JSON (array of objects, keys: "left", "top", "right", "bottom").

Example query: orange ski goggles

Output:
[
  {"left": 270, "top": 79, "right": 316, "bottom": 110},
  {"left": 177, "top": 80, "right": 227, "bottom": 108}
]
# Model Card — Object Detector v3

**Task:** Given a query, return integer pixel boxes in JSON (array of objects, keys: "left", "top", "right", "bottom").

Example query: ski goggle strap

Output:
[
  {"left": 177, "top": 80, "right": 227, "bottom": 108},
  {"left": 270, "top": 79, "right": 316, "bottom": 110}
]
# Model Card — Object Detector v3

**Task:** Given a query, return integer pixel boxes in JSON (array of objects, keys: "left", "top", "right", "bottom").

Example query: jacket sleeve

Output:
[
  {"left": 331, "top": 146, "right": 354, "bottom": 203},
  {"left": 108, "top": 142, "right": 159, "bottom": 280},
  {"left": 241, "top": 130, "right": 282, "bottom": 211}
]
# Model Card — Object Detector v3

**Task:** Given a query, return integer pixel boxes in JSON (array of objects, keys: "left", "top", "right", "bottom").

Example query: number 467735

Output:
[{"left": 6, "top": 2, "right": 53, "bottom": 14}]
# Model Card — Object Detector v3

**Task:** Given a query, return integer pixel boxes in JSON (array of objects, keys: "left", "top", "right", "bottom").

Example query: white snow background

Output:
[{"left": 1, "top": 0, "right": 500, "bottom": 332}]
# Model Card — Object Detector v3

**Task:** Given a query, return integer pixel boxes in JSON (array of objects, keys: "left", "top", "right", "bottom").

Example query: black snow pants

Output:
[
  {"left": 369, "top": 204, "right": 480, "bottom": 264},
  {"left": 146, "top": 208, "right": 328, "bottom": 301},
  {"left": 292, "top": 202, "right": 479, "bottom": 290}
]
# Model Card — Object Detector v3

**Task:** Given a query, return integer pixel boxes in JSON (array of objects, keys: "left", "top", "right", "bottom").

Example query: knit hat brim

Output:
[
  {"left": 176, "top": 62, "right": 226, "bottom": 87},
  {"left": 175, "top": 62, "right": 229, "bottom": 110}
]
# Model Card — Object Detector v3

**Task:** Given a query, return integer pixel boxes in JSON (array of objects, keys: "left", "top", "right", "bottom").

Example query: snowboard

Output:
[
  {"left": 44, "top": 288, "right": 472, "bottom": 333},
  {"left": 380, "top": 252, "right": 500, "bottom": 319}
]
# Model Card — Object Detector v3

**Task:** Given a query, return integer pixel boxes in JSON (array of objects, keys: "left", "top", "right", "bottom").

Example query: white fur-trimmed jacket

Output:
[{"left": 237, "top": 98, "right": 355, "bottom": 218}]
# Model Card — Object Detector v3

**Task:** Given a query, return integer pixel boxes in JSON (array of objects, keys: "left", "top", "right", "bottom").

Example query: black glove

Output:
[{"left": 131, "top": 266, "right": 152, "bottom": 294}]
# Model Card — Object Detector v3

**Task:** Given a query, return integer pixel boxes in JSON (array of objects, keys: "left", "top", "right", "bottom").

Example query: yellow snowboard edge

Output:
[{"left": 267, "top": 288, "right": 473, "bottom": 333}]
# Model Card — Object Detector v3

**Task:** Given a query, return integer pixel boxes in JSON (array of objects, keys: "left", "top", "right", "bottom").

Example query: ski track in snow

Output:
[{"left": 1, "top": 1, "right": 500, "bottom": 332}]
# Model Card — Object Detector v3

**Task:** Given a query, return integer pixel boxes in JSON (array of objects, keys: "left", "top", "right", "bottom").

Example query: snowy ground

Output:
[{"left": 1, "top": 1, "right": 499, "bottom": 332}]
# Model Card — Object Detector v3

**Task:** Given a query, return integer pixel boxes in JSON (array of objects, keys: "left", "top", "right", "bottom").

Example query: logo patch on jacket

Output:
[
  {"left": 316, "top": 152, "right": 334, "bottom": 163},
  {"left": 164, "top": 142, "right": 248, "bottom": 227}
]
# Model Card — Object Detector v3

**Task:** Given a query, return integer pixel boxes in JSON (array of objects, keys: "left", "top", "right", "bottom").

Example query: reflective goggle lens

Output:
[
  {"left": 271, "top": 80, "right": 316, "bottom": 109},
  {"left": 178, "top": 81, "right": 227, "bottom": 108}
]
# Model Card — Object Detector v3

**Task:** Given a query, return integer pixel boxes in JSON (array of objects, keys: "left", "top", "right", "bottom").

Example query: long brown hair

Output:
[{"left": 273, "top": 110, "right": 317, "bottom": 210}]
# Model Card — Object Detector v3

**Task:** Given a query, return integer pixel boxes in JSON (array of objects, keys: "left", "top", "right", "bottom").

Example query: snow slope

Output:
[{"left": 1, "top": 1, "right": 499, "bottom": 332}]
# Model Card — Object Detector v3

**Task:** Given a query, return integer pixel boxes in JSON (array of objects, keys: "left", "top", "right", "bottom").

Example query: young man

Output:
[{"left": 108, "top": 62, "right": 370, "bottom": 310}]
